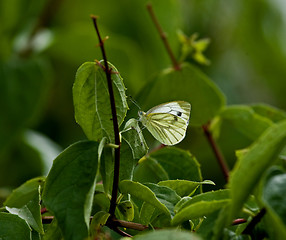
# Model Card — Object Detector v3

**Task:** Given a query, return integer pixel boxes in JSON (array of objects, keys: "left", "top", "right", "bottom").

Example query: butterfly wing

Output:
[{"left": 145, "top": 101, "right": 191, "bottom": 145}]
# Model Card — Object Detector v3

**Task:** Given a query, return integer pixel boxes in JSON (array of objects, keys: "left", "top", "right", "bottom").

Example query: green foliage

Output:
[
  {"left": 1, "top": 1, "right": 286, "bottom": 239},
  {"left": 4, "top": 177, "right": 44, "bottom": 234},
  {"left": 136, "top": 62, "right": 225, "bottom": 126},
  {"left": 73, "top": 61, "right": 128, "bottom": 142},
  {"left": 42, "top": 141, "right": 99, "bottom": 240},
  {"left": 0, "top": 212, "right": 32, "bottom": 240}
]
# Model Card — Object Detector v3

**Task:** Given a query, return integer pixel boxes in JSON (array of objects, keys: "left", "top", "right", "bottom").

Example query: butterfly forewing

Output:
[{"left": 143, "top": 101, "right": 191, "bottom": 146}]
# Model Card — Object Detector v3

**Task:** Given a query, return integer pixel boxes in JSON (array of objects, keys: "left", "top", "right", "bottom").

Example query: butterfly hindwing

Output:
[
  {"left": 141, "top": 101, "right": 191, "bottom": 146},
  {"left": 146, "top": 113, "right": 188, "bottom": 145}
]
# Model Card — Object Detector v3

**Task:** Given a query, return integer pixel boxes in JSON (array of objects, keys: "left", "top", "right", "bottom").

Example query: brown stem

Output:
[
  {"left": 41, "top": 207, "right": 47, "bottom": 214},
  {"left": 202, "top": 123, "right": 229, "bottom": 182},
  {"left": 146, "top": 3, "right": 181, "bottom": 70},
  {"left": 242, "top": 208, "right": 266, "bottom": 235},
  {"left": 113, "top": 219, "right": 148, "bottom": 231},
  {"left": 19, "top": 0, "right": 64, "bottom": 57},
  {"left": 91, "top": 16, "right": 121, "bottom": 218},
  {"left": 112, "top": 227, "right": 133, "bottom": 237},
  {"left": 232, "top": 218, "right": 247, "bottom": 226}
]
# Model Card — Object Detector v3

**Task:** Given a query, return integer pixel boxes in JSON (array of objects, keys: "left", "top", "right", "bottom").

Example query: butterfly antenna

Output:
[{"left": 128, "top": 95, "right": 141, "bottom": 110}]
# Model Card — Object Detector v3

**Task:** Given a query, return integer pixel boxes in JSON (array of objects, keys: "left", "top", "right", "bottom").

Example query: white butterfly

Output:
[{"left": 138, "top": 101, "right": 191, "bottom": 146}]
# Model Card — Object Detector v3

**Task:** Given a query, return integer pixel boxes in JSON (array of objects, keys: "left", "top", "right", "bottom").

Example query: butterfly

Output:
[{"left": 138, "top": 101, "right": 191, "bottom": 146}]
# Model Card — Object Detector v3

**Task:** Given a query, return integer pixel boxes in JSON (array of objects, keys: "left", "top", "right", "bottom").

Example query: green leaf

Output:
[
  {"left": 130, "top": 229, "right": 202, "bottom": 240},
  {"left": 139, "top": 202, "right": 155, "bottom": 225},
  {"left": 174, "top": 189, "right": 230, "bottom": 214},
  {"left": 99, "top": 147, "right": 114, "bottom": 194},
  {"left": 92, "top": 191, "right": 110, "bottom": 213},
  {"left": 73, "top": 61, "right": 128, "bottom": 142},
  {"left": 119, "top": 180, "right": 171, "bottom": 217},
  {"left": 172, "top": 190, "right": 230, "bottom": 226},
  {"left": 229, "top": 120, "right": 286, "bottom": 221},
  {"left": 4, "top": 177, "right": 44, "bottom": 234},
  {"left": 89, "top": 211, "right": 110, "bottom": 238},
  {"left": 0, "top": 212, "right": 31, "bottom": 240},
  {"left": 219, "top": 105, "right": 273, "bottom": 140},
  {"left": 145, "top": 183, "right": 181, "bottom": 218},
  {"left": 134, "top": 147, "right": 202, "bottom": 184},
  {"left": 42, "top": 141, "right": 99, "bottom": 240},
  {"left": 261, "top": 168, "right": 286, "bottom": 238},
  {"left": 136, "top": 62, "right": 225, "bottom": 126},
  {"left": 158, "top": 180, "right": 215, "bottom": 197},
  {"left": 133, "top": 157, "right": 169, "bottom": 183},
  {"left": 121, "top": 118, "right": 148, "bottom": 159},
  {"left": 0, "top": 58, "right": 51, "bottom": 153},
  {"left": 119, "top": 138, "right": 137, "bottom": 183},
  {"left": 251, "top": 103, "right": 286, "bottom": 123},
  {"left": 119, "top": 119, "right": 148, "bottom": 183},
  {"left": 117, "top": 200, "right": 134, "bottom": 221}
]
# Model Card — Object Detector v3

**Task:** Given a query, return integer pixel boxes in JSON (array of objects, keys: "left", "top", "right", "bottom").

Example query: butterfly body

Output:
[{"left": 138, "top": 101, "right": 191, "bottom": 146}]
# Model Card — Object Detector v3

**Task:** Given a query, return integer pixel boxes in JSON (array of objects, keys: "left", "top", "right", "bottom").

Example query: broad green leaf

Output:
[
  {"left": 92, "top": 191, "right": 110, "bottom": 213},
  {"left": 133, "top": 157, "right": 169, "bottom": 183},
  {"left": 251, "top": 103, "right": 286, "bottom": 123},
  {"left": 219, "top": 105, "right": 273, "bottom": 140},
  {"left": 174, "top": 189, "right": 230, "bottom": 213},
  {"left": 129, "top": 229, "right": 202, "bottom": 240},
  {"left": 100, "top": 147, "right": 114, "bottom": 194},
  {"left": 119, "top": 139, "right": 137, "bottom": 183},
  {"left": 0, "top": 58, "right": 51, "bottom": 153},
  {"left": 89, "top": 211, "right": 110, "bottom": 238},
  {"left": 229, "top": 120, "right": 286, "bottom": 221},
  {"left": 117, "top": 200, "right": 134, "bottom": 221},
  {"left": 119, "top": 119, "right": 148, "bottom": 183},
  {"left": 211, "top": 205, "right": 231, "bottom": 240},
  {"left": 139, "top": 202, "right": 155, "bottom": 225},
  {"left": 261, "top": 168, "right": 286, "bottom": 238},
  {"left": 119, "top": 180, "right": 171, "bottom": 217},
  {"left": 121, "top": 118, "right": 148, "bottom": 159},
  {"left": 172, "top": 199, "right": 230, "bottom": 226},
  {"left": 134, "top": 147, "right": 202, "bottom": 184},
  {"left": 73, "top": 61, "right": 128, "bottom": 142},
  {"left": 4, "top": 177, "right": 44, "bottom": 234},
  {"left": 136, "top": 62, "right": 225, "bottom": 126},
  {"left": 172, "top": 190, "right": 230, "bottom": 226},
  {"left": 145, "top": 183, "right": 181, "bottom": 218},
  {"left": 0, "top": 212, "right": 31, "bottom": 240},
  {"left": 196, "top": 210, "right": 220, "bottom": 239},
  {"left": 174, "top": 197, "right": 192, "bottom": 214},
  {"left": 43, "top": 141, "right": 99, "bottom": 240},
  {"left": 158, "top": 180, "right": 215, "bottom": 197}
]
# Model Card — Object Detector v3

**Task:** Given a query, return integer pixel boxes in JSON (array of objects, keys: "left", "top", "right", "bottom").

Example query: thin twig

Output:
[
  {"left": 202, "top": 123, "right": 229, "bottom": 182},
  {"left": 19, "top": 0, "right": 64, "bottom": 57},
  {"left": 113, "top": 219, "right": 148, "bottom": 231},
  {"left": 232, "top": 218, "right": 247, "bottom": 226},
  {"left": 146, "top": 3, "right": 181, "bottom": 70},
  {"left": 91, "top": 15, "right": 121, "bottom": 218},
  {"left": 242, "top": 208, "right": 266, "bottom": 235},
  {"left": 112, "top": 227, "right": 133, "bottom": 237}
]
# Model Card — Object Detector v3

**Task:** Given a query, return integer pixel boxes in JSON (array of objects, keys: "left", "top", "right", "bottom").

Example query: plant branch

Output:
[
  {"left": 113, "top": 219, "right": 148, "bottom": 231},
  {"left": 232, "top": 218, "right": 247, "bottom": 226},
  {"left": 202, "top": 123, "right": 229, "bottom": 182},
  {"left": 242, "top": 208, "right": 266, "bottom": 235},
  {"left": 19, "top": 0, "right": 63, "bottom": 57},
  {"left": 146, "top": 3, "right": 181, "bottom": 70},
  {"left": 112, "top": 227, "right": 133, "bottom": 237},
  {"left": 91, "top": 15, "right": 121, "bottom": 217}
]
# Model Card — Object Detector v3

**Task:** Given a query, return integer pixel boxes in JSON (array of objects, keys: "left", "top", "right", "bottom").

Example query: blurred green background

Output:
[{"left": 1, "top": 0, "right": 286, "bottom": 200}]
